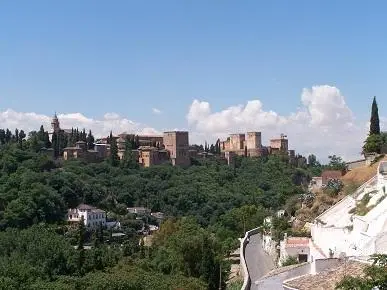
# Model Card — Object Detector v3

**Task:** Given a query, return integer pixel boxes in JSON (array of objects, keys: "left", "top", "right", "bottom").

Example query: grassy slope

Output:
[
  {"left": 341, "top": 156, "right": 387, "bottom": 185},
  {"left": 295, "top": 157, "right": 387, "bottom": 225}
]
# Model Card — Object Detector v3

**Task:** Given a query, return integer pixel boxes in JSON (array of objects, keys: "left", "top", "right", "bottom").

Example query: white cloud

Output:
[
  {"left": 1, "top": 85, "right": 385, "bottom": 162},
  {"left": 187, "top": 99, "right": 286, "bottom": 133},
  {"left": 187, "top": 85, "right": 382, "bottom": 162},
  {"left": 0, "top": 109, "right": 160, "bottom": 138},
  {"left": 301, "top": 85, "right": 354, "bottom": 128},
  {"left": 152, "top": 108, "right": 162, "bottom": 114}
]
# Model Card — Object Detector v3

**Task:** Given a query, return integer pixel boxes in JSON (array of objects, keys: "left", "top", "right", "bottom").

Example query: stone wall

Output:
[{"left": 240, "top": 227, "right": 261, "bottom": 290}]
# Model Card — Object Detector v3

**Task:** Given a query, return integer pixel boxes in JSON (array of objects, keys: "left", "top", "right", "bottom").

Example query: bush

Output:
[
  {"left": 226, "top": 280, "right": 243, "bottom": 290},
  {"left": 323, "top": 179, "right": 344, "bottom": 197},
  {"left": 282, "top": 256, "right": 299, "bottom": 266}
]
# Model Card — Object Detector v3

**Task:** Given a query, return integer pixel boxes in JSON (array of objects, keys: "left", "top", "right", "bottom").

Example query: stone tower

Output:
[
  {"left": 246, "top": 132, "right": 262, "bottom": 149},
  {"left": 51, "top": 113, "right": 60, "bottom": 133},
  {"left": 163, "top": 131, "right": 190, "bottom": 166}
]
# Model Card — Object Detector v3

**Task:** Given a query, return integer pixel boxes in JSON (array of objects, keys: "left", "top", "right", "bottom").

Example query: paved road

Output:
[{"left": 244, "top": 234, "right": 275, "bottom": 289}]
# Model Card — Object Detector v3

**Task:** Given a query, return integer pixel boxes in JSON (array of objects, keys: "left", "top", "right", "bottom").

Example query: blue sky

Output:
[{"left": 1, "top": 1, "right": 387, "bottom": 159}]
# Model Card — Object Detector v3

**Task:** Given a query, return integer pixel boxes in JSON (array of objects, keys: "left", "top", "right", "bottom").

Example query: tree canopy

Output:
[{"left": 0, "top": 124, "right": 322, "bottom": 289}]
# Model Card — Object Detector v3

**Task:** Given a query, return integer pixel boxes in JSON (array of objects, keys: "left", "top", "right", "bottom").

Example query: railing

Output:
[{"left": 240, "top": 227, "right": 260, "bottom": 290}]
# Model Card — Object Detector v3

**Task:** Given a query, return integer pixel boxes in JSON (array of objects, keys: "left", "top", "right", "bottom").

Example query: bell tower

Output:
[{"left": 51, "top": 113, "right": 60, "bottom": 133}]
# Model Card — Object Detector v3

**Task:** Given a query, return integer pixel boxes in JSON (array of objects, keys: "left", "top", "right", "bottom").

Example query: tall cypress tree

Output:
[
  {"left": 44, "top": 132, "right": 51, "bottom": 148},
  {"left": 5, "top": 129, "right": 12, "bottom": 143},
  {"left": 370, "top": 96, "right": 380, "bottom": 135},
  {"left": 52, "top": 132, "right": 59, "bottom": 157},
  {"left": 77, "top": 216, "right": 86, "bottom": 275},
  {"left": 109, "top": 131, "right": 119, "bottom": 166},
  {"left": 86, "top": 130, "right": 95, "bottom": 150},
  {"left": 14, "top": 128, "right": 19, "bottom": 143},
  {"left": 18, "top": 130, "right": 26, "bottom": 149},
  {"left": 82, "top": 129, "right": 87, "bottom": 142},
  {"left": 0, "top": 129, "right": 5, "bottom": 145},
  {"left": 38, "top": 125, "right": 45, "bottom": 142}
]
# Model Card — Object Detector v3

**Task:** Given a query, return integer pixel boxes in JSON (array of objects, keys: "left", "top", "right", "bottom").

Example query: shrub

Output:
[
  {"left": 282, "top": 256, "right": 299, "bottom": 266},
  {"left": 323, "top": 179, "right": 344, "bottom": 197}
]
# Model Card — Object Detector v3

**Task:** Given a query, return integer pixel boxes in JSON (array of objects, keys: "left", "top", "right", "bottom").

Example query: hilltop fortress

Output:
[
  {"left": 50, "top": 114, "right": 295, "bottom": 167},
  {"left": 220, "top": 132, "right": 295, "bottom": 164}
]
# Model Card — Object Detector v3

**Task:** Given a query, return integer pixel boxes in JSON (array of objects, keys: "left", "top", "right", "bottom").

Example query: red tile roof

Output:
[
  {"left": 283, "top": 260, "right": 367, "bottom": 290},
  {"left": 285, "top": 237, "right": 310, "bottom": 248}
]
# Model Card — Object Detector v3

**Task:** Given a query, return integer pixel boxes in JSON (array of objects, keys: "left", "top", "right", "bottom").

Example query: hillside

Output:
[
  {"left": 294, "top": 156, "right": 386, "bottom": 226},
  {"left": 341, "top": 155, "right": 387, "bottom": 185},
  {"left": 0, "top": 137, "right": 310, "bottom": 290}
]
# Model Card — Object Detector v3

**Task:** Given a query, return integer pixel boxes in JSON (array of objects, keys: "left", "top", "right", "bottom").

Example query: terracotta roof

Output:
[
  {"left": 283, "top": 260, "right": 367, "bottom": 290},
  {"left": 285, "top": 237, "right": 310, "bottom": 248}
]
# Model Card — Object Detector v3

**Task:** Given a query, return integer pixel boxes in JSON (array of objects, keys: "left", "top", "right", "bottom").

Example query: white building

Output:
[
  {"left": 279, "top": 236, "right": 311, "bottom": 265},
  {"left": 127, "top": 207, "right": 151, "bottom": 215},
  {"left": 311, "top": 161, "right": 387, "bottom": 258},
  {"left": 151, "top": 211, "right": 165, "bottom": 220},
  {"left": 67, "top": 204, "right": 106, "bottom": 229},
  {"left": 277, "top": 209, "right": 286, "bottom": 218}
]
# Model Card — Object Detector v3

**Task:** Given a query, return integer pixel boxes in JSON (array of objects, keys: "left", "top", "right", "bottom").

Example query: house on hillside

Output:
[
  {"left": 127, "top": 207, "right": 151, "bottom": 215},
  {"left": 66, "top": 204, "right": 106, "bottom": 229},
  {"left": 63, "top": 141, "right": 99, "bottom": 162},
  {"left": 279, "top": 236, "right": 311, "bottom": 265},
  {"left": 321, "top": 170, "right": 344, "bottom": 186}
]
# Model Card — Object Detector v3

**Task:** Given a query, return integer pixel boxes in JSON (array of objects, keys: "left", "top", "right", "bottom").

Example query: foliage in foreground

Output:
[
  {"left": 336, "top": 254, "right": 387, "bottom": 290},
  {"left": 0, "top": 222, "right": 208, "bottom": 290}
]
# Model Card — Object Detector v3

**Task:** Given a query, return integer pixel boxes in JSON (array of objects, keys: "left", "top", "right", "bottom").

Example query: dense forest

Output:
[{"left": 0, "top": 125, "right": 338, "bottom": 289}]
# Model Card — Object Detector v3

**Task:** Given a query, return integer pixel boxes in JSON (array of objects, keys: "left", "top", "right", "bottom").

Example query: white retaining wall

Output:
[{"left": 240, "top": 227, "right": 260, "bottom": 290}]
